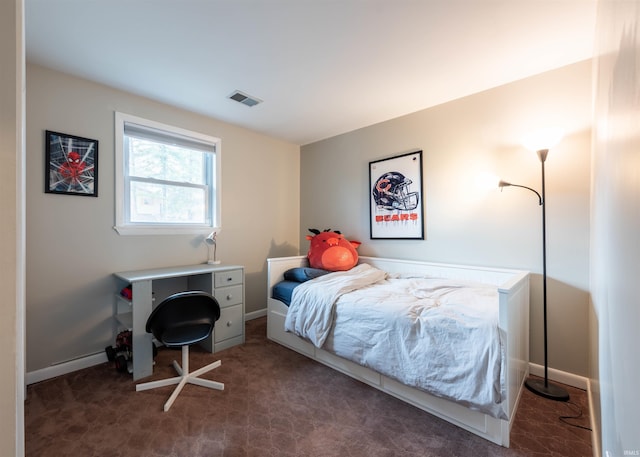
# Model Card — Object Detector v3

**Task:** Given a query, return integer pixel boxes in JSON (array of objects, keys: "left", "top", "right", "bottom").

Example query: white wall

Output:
[
  {"left": 591, "top": 1, "right": 640, "bottom": 455},
  {"left": 301, "top": 61, "right": 593, "bottom": 377},
  {"left": 25, "top": 64, "right": 300, "bottom": 374},
  {"left": 1, "top": 0, "right": 25, "bottom": 454}
]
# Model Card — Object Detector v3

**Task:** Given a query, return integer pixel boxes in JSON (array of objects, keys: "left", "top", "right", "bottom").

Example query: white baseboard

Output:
[
  {"left": 587, "top": 378, "right": 600, "bottom": 457},
  {"left": 26, "top": 352, "right": 108, "bottom": 386},
  {"left": 245, "top": 308, "right": 266, "bottom": 321},
  {"left": 528, "top": 362, "right": 588, "bottom": 390},
  {"left": 26, "top": 325, "right": 590, "bottom": 392},
  {"left": 27, "top": 308, "right": 270, "bottom": 385}
]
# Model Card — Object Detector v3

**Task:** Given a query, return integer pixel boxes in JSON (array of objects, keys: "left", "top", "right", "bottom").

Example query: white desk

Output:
[{"left": 114, "top": 264, "right": 244, "bottom": 381}]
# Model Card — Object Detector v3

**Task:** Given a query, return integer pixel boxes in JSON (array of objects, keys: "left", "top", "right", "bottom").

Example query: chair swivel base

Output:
[{"left": 136, "top": 345, "right": 224, "bottom": 411}]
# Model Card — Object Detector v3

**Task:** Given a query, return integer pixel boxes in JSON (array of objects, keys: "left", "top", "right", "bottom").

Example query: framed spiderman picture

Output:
[
  {"left": 45, "top": 130, "right": 98, "bottom": 197},
  {"left": 369, "top": 150, "right": 424, "bottom": 239}
]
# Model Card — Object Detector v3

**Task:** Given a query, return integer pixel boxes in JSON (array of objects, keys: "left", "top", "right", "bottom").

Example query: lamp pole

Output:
[
  {"left": 499, "top": 147, "right": 569, "bottom": 401},
  {"left": 540, "top": 149, "right": 549, "bottom": 388},
  {"left": 523, "top": 149, "right": 569, "bottom": 401}
]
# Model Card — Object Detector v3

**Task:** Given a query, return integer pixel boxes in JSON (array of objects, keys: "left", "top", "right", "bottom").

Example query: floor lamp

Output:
[{"left": 498, "top": 129, "right": 569, "bottom": 402}]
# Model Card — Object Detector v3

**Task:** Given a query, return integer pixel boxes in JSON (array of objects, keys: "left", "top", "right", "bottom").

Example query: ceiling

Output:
[{"left": 25, "top": 1, "right": 597, "bottom": 146}]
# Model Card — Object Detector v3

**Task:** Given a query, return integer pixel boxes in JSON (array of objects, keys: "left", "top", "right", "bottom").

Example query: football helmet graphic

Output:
[{"left": 372, "top": 172, "right": 419, "bottom": 211}]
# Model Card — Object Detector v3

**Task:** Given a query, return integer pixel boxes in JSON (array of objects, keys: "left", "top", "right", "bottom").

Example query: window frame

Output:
[{"left": 114, "top": 112, "right": 221, "bottom": 236}]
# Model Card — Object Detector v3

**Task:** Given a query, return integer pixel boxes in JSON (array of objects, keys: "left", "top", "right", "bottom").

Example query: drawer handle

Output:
[
  {"left": 226, "top": 294, "right": 233, "bottom": 300},
  {"left": 226, "top": 321, "right": 232, "bottom": 327},
  {"left": 226, "top": 277, "right": 233, "bottom": 282}
]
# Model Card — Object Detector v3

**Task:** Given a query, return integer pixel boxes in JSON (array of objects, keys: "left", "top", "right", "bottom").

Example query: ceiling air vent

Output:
[{"left": 228, "top": 90, "right": 262, "bottom": 107}]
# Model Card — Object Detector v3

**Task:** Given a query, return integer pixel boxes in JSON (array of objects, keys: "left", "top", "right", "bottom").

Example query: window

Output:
[{"left": 114, "top": 112, "right": 221, "bottom": 235}]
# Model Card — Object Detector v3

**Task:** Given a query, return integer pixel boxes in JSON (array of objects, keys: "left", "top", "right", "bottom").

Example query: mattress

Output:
[{"left": 279, "top": 263, "right": 507, "bottom": 419}]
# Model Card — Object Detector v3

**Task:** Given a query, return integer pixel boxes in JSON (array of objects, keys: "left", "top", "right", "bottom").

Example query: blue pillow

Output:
[
  {"left": 283, "top": 267, "right": 330, "bottom": 283},
  {"left": 272, "top": 280, "right": 299, "bottom": 306}
]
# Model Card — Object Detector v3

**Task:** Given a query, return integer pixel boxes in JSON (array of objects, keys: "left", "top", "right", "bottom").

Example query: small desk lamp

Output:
[
  {"left": 498, "top": 127, "right": 569, "bottom": 402},
  {"left": 205, "top": 231, "right": 220, "bottom": 264}
]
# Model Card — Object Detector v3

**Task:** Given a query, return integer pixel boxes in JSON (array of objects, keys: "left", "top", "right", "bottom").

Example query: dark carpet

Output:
[{"left": 25, "top": 317, "right": 593, "bottom": 456}]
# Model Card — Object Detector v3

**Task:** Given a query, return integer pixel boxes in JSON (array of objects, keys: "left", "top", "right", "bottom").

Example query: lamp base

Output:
[
  {"left": 525, "top": 377, "right": 570, "bottom": 401},
  {"left": 207, "top": 260, "right": 221, "bottom": 265}
]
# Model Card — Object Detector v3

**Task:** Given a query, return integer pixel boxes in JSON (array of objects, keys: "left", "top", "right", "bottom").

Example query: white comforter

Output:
[{"left": 284, "top": 264, "right": 507, "bottom": 419}]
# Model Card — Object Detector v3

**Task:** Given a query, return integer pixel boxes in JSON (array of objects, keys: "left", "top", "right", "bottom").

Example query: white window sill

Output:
[{"left": 113, "top": 225, "right": 219, "bottom": 236}]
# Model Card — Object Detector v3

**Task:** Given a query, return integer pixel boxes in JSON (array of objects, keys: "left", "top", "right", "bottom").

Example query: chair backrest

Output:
[{"left": 145, "top": 291, "right": 221, "bottom": 347}]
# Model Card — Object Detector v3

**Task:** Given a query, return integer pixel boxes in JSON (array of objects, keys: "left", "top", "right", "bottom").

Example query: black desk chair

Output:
[{"left": 135, "top": 291, "right": 225, "bottom": 411}]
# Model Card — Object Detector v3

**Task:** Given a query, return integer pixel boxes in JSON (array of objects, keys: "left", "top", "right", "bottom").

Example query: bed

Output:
[{"left": 266, "top": 255, "right": 530, "bottom": 447}]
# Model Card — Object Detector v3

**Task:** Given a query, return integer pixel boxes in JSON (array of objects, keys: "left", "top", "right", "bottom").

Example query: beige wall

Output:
[
  {"left": 301, "top": 60, "right": 593, "bottom": 377},
  {"left": 1, "top": 0, "right": 24, "bottom": 454},
  {"left": 26, "top": 64, "right": 300, "bottom": 374},
  {"left": 591, "top": 1, "right": 640, "bottom": 455}
]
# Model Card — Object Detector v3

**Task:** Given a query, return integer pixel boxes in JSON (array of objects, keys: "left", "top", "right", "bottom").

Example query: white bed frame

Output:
[{"left": 266, "top": 255, "right": 530, "bottom": 447}]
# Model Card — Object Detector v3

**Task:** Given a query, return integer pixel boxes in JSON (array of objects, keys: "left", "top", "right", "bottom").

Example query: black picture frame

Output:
[
  {"left": 45, "top": 130, "right": 98, "bottom": 197},
  {"left": 369, "top": 150, "right": 424, "bottom": 239}
]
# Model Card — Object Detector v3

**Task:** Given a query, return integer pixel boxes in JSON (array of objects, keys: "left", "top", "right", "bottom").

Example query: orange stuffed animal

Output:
[{"left": 306, "top": 229, "right": 361, "bottom": 271}]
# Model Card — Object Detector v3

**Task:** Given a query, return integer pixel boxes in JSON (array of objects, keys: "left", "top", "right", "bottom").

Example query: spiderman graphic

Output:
[{"left": 58, "top": 151, "right": 86, "bottom": 182}]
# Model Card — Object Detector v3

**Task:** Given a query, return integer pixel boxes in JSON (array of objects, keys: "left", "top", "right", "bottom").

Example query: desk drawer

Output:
[
  {"left": 215, "top": 304, "right": 243, "bottom": 342},
  {"left": 214, "top": 285, "right": 243, "bottom": 308},
  {"left": 214, "top": 269, "right": 243, "bottom": 288}
]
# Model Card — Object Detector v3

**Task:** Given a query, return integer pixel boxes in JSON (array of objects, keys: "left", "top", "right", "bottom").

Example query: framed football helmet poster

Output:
[{"left": 369, "top": 150, "right": 424, "bottom": 239}]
